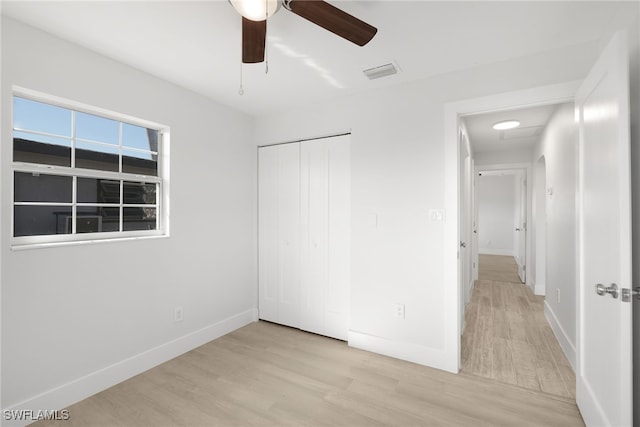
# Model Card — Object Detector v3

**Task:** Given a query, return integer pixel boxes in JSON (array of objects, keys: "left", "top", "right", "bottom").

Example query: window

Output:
[{"left": 12, "top": 89, "right": 169, "bottom": 247}]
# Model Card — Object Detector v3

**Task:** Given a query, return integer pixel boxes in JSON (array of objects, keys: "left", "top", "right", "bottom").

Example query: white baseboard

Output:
[
  {"left": 479, "top": 249, "right": 515, "bottom": 257},
  {"left": 347, "top": 330, "right": 457, "bottom": 374},
  {"left": 2, "top": 308, "right": 259, "bottom": 427},
  {"left": 544, "top": 301, "right": 576, "bottom": 371},
  {"left": 534, "top": 281, "right": 546, "bottom": 296}
]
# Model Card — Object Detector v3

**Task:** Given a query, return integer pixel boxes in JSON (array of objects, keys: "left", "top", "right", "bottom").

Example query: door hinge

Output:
[{"left": 621, "top": 287, "right": 640, "bottom": 302}]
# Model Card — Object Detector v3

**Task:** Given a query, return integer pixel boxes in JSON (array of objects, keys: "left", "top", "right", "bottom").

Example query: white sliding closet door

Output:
[
  {"left": 258, "top": 135, "right": 350, "bottom": 340},
  {"left": 258, "top": 143, "right": 300, "bottom": 328},
  {"left": 300, "top": 135, "right": 350, "bottom": 340}
]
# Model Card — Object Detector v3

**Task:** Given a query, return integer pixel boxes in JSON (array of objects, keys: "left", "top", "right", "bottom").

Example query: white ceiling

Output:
[
  {"left": 2, "top": 1, "right": 638, "bottom": 116},
  {"left": 463, "top": 103, "right": 564, "bottom": 153}
]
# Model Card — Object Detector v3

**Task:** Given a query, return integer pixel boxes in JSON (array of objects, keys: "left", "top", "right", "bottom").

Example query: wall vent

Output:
[{"left": 363, "top": 62, "right": 398, "bottom": 80}]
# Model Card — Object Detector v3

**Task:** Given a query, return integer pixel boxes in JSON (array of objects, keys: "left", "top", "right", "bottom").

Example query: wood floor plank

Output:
[
  {"left": 510, "top": 339, "right": 541, "bottom": 390},
  {"left": 492, "top": 337, "right": 517, "bottom": 385}
]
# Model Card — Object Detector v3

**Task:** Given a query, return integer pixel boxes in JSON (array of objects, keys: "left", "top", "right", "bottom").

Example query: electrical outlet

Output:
[
  {"left": 394, "top": 303, "right": 405, "bottom": 319},
  {"left": 556, "top": 289, "right": 561, "bottom": 304},
  {"left": 174, "top": 306, "right": 184, "bottom": 322}
]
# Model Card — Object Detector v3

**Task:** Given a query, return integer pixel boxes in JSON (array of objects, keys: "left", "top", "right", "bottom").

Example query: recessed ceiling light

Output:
[{"left": 493, "top": 120, "right": 521, "bottom": 130}]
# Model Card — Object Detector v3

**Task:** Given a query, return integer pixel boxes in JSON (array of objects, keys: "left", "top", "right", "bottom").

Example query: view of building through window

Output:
[{"left": 12, "top": 94, "right": 166, "bottom": 243}]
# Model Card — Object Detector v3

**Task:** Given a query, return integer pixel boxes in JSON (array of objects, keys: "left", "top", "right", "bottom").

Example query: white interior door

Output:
[
  {"left": 515, "top": 171, "right": 527, "bottom": 283},
  {"left": 576, "top": 31, "right": 632, "bottom": 427},
  {"left": 300, "top": 135, "right": 350, "bottom": 340},
  {"left": 458, "top": 129, "right": 472, "bottom": 313},
  {"left": 472, "top": 174, "right": 479, "bottom": 281},
  {"left": 258, "top": 143, "right": 301, "bottom": 328}
]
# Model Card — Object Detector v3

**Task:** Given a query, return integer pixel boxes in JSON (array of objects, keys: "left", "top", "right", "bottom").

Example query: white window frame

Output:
[{"left": 11, "top": 86, "right": 170, "bottom": 249}]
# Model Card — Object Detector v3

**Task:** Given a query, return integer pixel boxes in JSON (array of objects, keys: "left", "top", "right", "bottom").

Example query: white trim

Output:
[
  {"left": 445, "top": 81, "right": 581, "bottom": 377},
  {"left": 348, "top": 330, "right": 457, "bottom": 373},
  {"left": 13, "top": 86, "right": 167, "bottom": 131},
  {"left": 11, "top": 89, "right": 170, "bottom": 248},
  {"left": 478, "top": 249, "right": 516, "bottom": 256},
  {"left": 1, "top": 309, "right": 258, "bottom": 427},
  {"left": 11, "top": 232, "right": 169, "bottom": 251},
  {"left": 12, "top": 162, "right": 162, "bottom": 183},
  {"left": 544, "top": 301, "right": 576, "bottom": 371}
]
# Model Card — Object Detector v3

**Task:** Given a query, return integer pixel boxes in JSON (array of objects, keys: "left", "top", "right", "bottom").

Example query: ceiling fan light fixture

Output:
[
  {"left": 492, "top": 120, "right": 521, "bottom": 130},
  {"left": 230, "top": 0, "right": 280, "bottom": 21}
]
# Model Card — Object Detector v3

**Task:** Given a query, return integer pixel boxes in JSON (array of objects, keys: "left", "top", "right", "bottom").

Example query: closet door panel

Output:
[
  {"left": 258, "top": 144, "right": 300, "bottom": 328},
  {"left": 325, "top": 136, "right": 350, "bottom": 340},
  {"left": 277, "top": 143, "right": 301, "bottom": 328},
  {"left": 300, "top": 135, "right": 350, "bottom": 340},
  {"left": 258, "top": 146, "right": 279, "bottom": 323},
  {"left": 300, "top": 141, "right": 329, "bottom": 336}
]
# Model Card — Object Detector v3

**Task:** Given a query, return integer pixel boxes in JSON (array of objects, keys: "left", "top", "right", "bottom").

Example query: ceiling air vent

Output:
[{"left": 363, "top": 62, "right": 398, "bottom": 80}]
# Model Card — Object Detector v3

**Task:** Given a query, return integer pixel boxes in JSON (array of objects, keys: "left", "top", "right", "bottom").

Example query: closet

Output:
[{"left": 258, "top": 134, "right": 350, "bottom": 340}]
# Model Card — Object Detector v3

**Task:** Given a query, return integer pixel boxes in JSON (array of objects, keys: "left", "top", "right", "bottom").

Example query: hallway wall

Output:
[{"left": 531, "top": 102, "right": 577, "bottom": 368}]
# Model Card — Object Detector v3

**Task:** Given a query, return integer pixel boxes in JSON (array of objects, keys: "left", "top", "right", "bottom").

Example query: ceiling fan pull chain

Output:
[
  {"left": 238, "top": 60, "right": 244, "bottom": 95},
  {"left": 265, "top": 0, "right": 269, "bottom": 74}
]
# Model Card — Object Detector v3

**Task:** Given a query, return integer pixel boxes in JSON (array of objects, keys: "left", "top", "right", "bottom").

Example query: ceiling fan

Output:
[{"left": 229, "top": 0, "right": 378, "bottom": 64}]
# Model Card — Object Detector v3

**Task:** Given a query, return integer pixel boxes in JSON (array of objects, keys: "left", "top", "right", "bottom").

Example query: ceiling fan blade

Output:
[
  {"left": 242, "top": 17, "right": 266, "bottom": 63},
  {"left": 287, "top": 0, "right": 377, "bottom": 47}
]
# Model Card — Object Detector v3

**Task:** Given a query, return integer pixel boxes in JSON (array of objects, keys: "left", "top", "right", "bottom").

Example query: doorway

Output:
[
  {"left": 457, "top": 101, "right": 577, "bottom": 399},
  {"left": 475, "top": 168, "right": 527, "bottom": 285}
]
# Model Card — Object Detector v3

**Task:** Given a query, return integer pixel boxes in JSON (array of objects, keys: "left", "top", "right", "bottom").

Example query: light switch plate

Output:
[{"left": 429, "top": 209, "right": 445, "bottom": 222}]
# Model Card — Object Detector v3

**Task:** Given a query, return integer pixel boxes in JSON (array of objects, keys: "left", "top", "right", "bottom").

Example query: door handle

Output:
[
  {"left": 595, "top": 283, "right": 619, "bottom": 299},
  {"left": 459, "top": 241, "right": 466, "bottom": 248},
  {"left": 515, "top": 228, "right": 521, "bottom": 231}
]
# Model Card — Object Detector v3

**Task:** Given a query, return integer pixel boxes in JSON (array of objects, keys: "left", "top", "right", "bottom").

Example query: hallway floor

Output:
[{"left": 461, "top": 255, "right": 576, "bottom": 400}]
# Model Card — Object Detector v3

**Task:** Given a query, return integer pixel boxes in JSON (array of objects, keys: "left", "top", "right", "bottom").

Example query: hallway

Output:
[{"left": 461, "top": 255, "right": 575, "bottom": 400}]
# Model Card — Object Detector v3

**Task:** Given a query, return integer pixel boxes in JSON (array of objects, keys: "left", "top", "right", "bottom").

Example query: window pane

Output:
[
  {"left": 75, "top": 141, "right": 119, "bottom": 172},
  {"left": 13, "top": 97, "right": 71, "bottom": 137},
  {"left": 14, "top": 205, "right": 72, "bottom": 236},
  {"left": 77, "top": 178, "right": 120, "bottom": 204},
  {"left": 123, "top": 182, "right": 156, "bottom": 204},
  {"left": 77, "top": 206, "right": 120, "bottom": 233},
  {"left": 76, "top": 112, "right": 118, "bottom": 145},
  {"left": 122, "top": 149, "right": 158, "bottom": 176},
  {"left": 123, "top": 124, "right": 158, "bottom": 152},
  {"left": 123, "top": 207, "right": 156, "bottom": 231},
  {"left": 14, "top": 172, "right": 72, "bottom": 203},
  {"left": 14, "top": 131, "right": 71, "bottom": 167}
]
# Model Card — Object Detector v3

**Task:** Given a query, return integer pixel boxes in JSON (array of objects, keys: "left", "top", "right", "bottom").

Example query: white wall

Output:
[
  {"left": 477, "top": 174, "right": 516, "bottom": 256},
  {"left": 1, "top": 17, "right": 257, "bottom": 416},
  {"left": 532, "top": 156, "right": 547, "bottom": 295},
  {"left": 531, "top": 102, "right": 577, "bottom": 367},
  {"left": 253, "top": 38, "right": 601, "bottom": 371},
  {"left": 474, "top": 148, "right": 532, "bottom": 166}
]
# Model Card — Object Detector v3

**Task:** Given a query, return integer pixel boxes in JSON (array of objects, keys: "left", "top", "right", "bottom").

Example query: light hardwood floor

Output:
[
  {"left": 462, "top": 255, "right": 576, "bottom": 400},
  {"left": 35, "top": 320, "right": 584, "bottom": 427},
  {"left": 477, "top": 254, "right": 523, "bottom": 283}
]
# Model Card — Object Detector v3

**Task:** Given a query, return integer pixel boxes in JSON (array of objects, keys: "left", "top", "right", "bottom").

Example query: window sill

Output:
[{"left": 11, "top": 233, "right": 170, "bottom": 251}]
